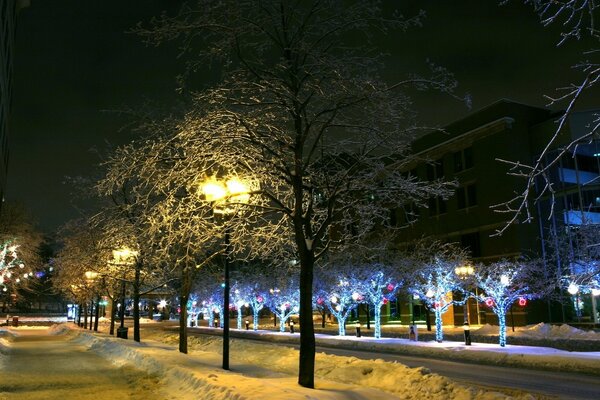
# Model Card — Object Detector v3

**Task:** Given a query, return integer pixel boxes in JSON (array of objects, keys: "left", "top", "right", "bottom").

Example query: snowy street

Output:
[{"left": 0, "top": 329, "right": 162, "bottom": 400}]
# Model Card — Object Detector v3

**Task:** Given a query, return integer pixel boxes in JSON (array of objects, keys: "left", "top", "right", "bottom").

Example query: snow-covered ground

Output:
[
  {"left": 2, "top": 317, "right": 599, "bottom": 399},
  {"left": 0, "top": 324, "right": 541, "bottom": 400}
]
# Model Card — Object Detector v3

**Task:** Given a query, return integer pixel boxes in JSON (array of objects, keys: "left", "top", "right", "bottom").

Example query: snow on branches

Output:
[{"left": 475, "top": 260, "right": 545, "bottom": 347}]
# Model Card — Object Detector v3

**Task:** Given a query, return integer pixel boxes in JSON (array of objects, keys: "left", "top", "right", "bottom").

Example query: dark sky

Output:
[{"left": 7, "top": 0, "right": 595, "bottom": 233}]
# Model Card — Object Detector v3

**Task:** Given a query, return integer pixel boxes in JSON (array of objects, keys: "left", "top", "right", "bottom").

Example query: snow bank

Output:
[
  {"left": 516, "top": 323, "right": 600, "bottom": 340},
  {"left": 145, "top": 331, "right": 530, "bottom": 399}
]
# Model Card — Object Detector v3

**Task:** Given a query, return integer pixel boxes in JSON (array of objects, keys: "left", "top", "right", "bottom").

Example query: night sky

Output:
[{"left": 7, "top": 0, "right": 595, "bottom": 233}]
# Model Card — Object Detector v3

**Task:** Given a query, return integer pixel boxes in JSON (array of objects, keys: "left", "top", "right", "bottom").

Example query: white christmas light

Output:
[{"left": 567, "top": 283, "right": 579, "bottom": 295}]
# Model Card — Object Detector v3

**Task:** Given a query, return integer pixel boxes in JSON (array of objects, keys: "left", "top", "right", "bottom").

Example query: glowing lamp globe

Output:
[
  {"left": 500, "top": 275, "right": 510, "bottom": 286},
  {"left": 330, "top": 296, "right": 338, "bottom": 304},
  {"left": 425, "top": 289, "right": 434, "bottom": 298},
  {"left": 485, "top": 298, "right": 494, "bottom": 307},
  {"left": 518, "top": 297, "right": 527, "bottom": 306},
  {"left": 351, "top": 292, "right": 360, "bottom": 301},
  {"left": 567, "top": 283, "right": 579, "bottom": 295}
]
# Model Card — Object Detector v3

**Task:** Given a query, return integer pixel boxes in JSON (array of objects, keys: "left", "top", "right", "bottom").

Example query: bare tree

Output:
[
  {"left": 494, "top": 1, "right": 600, "bottom": 232},
  {"left": 134, "top": 0, "right": 462, "bottom": 388}
]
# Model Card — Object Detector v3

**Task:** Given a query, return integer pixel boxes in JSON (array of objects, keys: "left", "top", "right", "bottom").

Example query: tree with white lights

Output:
[
  {"left": 136, "top": 0, "right": 464, "bottom": 388},
  {"left": 475, "top": 260, "right": 545, "bottom": 347},
  {"left": 0, "top": 241, "right": 24, "bottom": 295}
]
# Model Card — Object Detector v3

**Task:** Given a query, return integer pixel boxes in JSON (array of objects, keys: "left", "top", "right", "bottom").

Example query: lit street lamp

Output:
[
  {"left": 111, "top": 248, "right": 138, "bottom": 339},
  {"left": 454, "top": 264, "right": 475, "bottom": 323},
  {"left": 201, "top": 176, "right": 250, "bottom": 371},
  {"left": 84, "top": 271, "right": 100, "bottom": 332}
]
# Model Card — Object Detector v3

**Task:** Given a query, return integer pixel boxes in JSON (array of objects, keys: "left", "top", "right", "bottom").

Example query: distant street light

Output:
[{"left": 201, "top": 176, "right": 250, "bottom": 371}]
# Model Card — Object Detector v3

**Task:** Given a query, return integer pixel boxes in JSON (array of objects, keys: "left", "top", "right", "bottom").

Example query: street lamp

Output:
[
  {"left": 454, "top": 264, "right": 475, "bottom": 324},
  {"left": 111, "top": 248, "right": 138, "bottom": 339},
  {"left": 84, "top": 271, "right": 100, "bottom": 332},
  {"left": 201, "top": 176, "right": 250, "bottom": 371}
]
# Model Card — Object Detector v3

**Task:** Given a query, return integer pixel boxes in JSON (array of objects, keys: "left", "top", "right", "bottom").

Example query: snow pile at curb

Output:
[
  {"left": 516, "top": 323, "right": 600, "bottom": 340},
  {"left": 149, "top": 331, "right": 531, "bottom": 399}
]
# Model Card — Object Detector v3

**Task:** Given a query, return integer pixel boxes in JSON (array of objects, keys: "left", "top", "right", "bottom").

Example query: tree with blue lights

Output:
[
  {"left": 186, "top": 294, "right": 201, "bottom": 327},
  {"left": 315, "top": 267, "right": 363, "bottom": 336},
  {"left": 411, "top": 250, "right": 467, "bottom": 343},
  {"left": 356, "top": 266, "right": 400, "bottom": 339},
  {"left": 475, "top": 260, "right": 544, "bottom": 347},
  {"left": 264, "top": 281, "right": 300, "bottom": 333},
  {"left": 231, "top": 282, "right": 251, "bottom": 330},
  {"left": 245, "top": 284, "right": 266, "bottom": 331}
]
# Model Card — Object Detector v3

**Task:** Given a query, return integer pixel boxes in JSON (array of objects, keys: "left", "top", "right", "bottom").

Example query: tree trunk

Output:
[
  {"left": 253, "top": 306, "right": 259, "bottom": 331},
  {"left": 298, "top": 251, "right": 315, "bottom": 388},
  {"left": 374, "top": 304, "right": 382, "bottom": 339},
  {"left": 498, "top": 312, "right": 507, "bottom": 347},
  {"left": 133, "top": 262, "right": 141, "bottom": 342},
  {"left": 435, "top": 307, "right": 443, "bottom": 343},
  {"left": 109, "top": 296, "right": 116, "bottom": 335},
  {"left": 179, "top": 265, "right": 191, "bottom": 354},
  {"left": 83, "top": 302, "right": 88, "bottom": 329}
]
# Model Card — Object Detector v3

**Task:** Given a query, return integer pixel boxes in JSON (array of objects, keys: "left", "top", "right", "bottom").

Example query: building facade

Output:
[
  {"left": 0, "top": 0, "right": 28, "bottom": 211},
  {"left": 392, "top": 99, "right": 599, "bottom": 326}
]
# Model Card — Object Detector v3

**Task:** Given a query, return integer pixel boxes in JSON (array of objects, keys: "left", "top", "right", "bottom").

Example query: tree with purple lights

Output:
[
  {"left": 475, "top": 260, "right": 544, "bottom": 347},
  {"left": 410, "top": 246, "right": 467, "bottom": 343}
]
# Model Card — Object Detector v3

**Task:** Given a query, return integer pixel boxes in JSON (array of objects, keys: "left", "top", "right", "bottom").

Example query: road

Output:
[
  {"left": 182, "top": 328, "right": 600, "bottom": 400},
  {"left": 0, "top": 330, "right": 165, "bottom": 400}
]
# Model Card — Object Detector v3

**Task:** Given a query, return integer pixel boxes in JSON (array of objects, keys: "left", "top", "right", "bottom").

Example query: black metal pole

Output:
[
  {"left": 94, "top": 295, "right": 100, "bottom": 332},
  {"left": 223, "top": 227, "right": 230, "bottom": 370},
  {"left": 119, "top": 281, "right": 126, "bottom": 330}
]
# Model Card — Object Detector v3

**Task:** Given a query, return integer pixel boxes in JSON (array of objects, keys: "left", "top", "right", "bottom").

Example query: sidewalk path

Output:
[{"left": 0, "top": 329, "right": 163, "bottom": 400}]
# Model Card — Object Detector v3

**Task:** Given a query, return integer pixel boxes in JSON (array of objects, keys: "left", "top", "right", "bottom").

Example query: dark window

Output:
[
  {"left": 456, "top": 184, "right": 477, "bottom": 209},
  {"left": 389, "top": 208, "right": 399, "bottom": 227},
  {"left": 426, "top": 159, "right": 444, "bottom": 181},
  {"left": 453, "top": 147, "right": 474, "bottom": 173},
  {"left": 429, "top": 196, "right": 447, "bottom": 216},
  {"left": 461, "top": 232, "right": 481, "bottom": 257}
]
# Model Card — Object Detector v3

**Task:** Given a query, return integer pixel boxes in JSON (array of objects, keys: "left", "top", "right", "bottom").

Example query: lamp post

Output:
[
  {"left": 201, "top": 176, "right": 250, "bottom": 371},
  {"left": 112, "top": 248, "right": 137, "bottom": 339},
  {"left": 84, "top": 271, "right": 100, "bottom": 332},
  {"left": 454, "top": 264, "right": 474, "bottom": 324}
]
